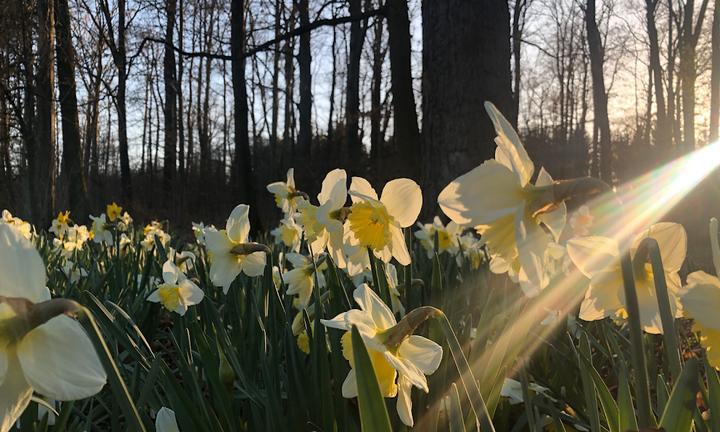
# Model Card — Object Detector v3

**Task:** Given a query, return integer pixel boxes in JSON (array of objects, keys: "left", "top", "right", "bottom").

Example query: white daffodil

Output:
[
  {"left": 90, "top": 214, "right": 113, "bottom": 245},
  {"left": 155, "top": 406, "right": 180, "bottom": 432},
  {"left": 117, "top": 211, "right": 133, "bottom": 232},
  {"left": 322, "top": 284, "right": 442, "bottom": 427},
  {"left": 191, "top": 222, "right": 212, "bottom": 245},
  {"left": 500, "top": 378, "right": 551, "bottom": 405},
  {"left": 385, "top": 263, "right": 406, "bottom": 316},
  {"left": 54, "top": 225, "right": 91, "bottom": 258},
  {"left": 457, "top": 233, "right": 485, "bottom": 270},
  {"left": 567, "top": 222, "right": 686, "bottom": 334},
  {"left": 204, "top": 205, "right": 267, "bottom": 293},
  {"left": 414, "top": 216, "right": 461, "bottom": 259},
  {"left": 679, "top": 271, "right": 720, "bottom": 369},
  {"left": 346, "top": 177, "right": 422, "bottom": 266},
  {"left": 298, "top": 169, "right": 348, "bottom": 267},
  {"left": 282, "top": 253, "right": 326, "bottom": 308},
  {"left": 167, "top": 248, "right": 195, "bottom": 273},
  {"left": 0, "top": 225, "right": 106, "bottom": 431},
  {"left": 61, "top": 261, "right": 88, "bottom": 283},
  {"left": 438, "top": 102, "right": 566, "bottom": 294},
  {"left": 267, "top": 168, "right": 300, "bottom": 214},
  {"left": 270, "top": 217, "right": 303, "bottom": 252},
  {"left": 147, "top": 260, "right": 204, "bottom": 316},
  {"left": 1, "top": 210, "right": 32, "bottom": 240}
]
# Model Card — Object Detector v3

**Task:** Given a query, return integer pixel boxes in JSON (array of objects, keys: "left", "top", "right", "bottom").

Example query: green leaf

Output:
[
  {"left": 659, "top": 358, "right": 699, "bottom": 432},
  {"left": 706, "top": 361, "right": 720, "bottom": 432},
  {"left": 618, "top": 365, "right": 638, "bottom": 431},
  {"left": 350, "top": 326, "right": 393, "bottom": 432},
  {"left": 446, "top": 383, "right": 467, "bottom": 432}
]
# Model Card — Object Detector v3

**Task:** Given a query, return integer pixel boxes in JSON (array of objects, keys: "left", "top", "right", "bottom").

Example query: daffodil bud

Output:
[
  {"left": 229, "top": 242, "right": 271, "bottom": 255},
  {"left": 380, "top": 306, "right": 441, "bottom": 350},
  {"left": 0, "top": 296, "right": 81, "bottom": 343}
]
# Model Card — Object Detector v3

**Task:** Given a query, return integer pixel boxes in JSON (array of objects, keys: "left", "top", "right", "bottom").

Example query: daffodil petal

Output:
[
  {"left": 484, "top": 101, "right": 534, "bottom": 186},
  {"left": 286, "top": 253, "right": 308, "bottom": 268},
  {"left": 0, "top": 353, "right": 33, "bottom": 432},
  {"left": 398, "top": 335, "right": 442, "bottom": 375},
  {"left": 241, "top": 251, "right": 267, "bottom": 277},
  {"left": 226, "top": 204, "right": 251, "bottom": 243},
  {"left": 633, "top": 222, "right": 687, "bottom": 273},
  {"left": 438, "top": 160, "right": 524, "bottom": 226},
  {"left": 535, "top": 168, "right": 566, "bottom": 241},
  {"left": 384, "top": 352, "right": 427, "bottom": 392},
  {"left": 349, "top": 177, "right": 379, "bottom": 202},
  {"left": 155, "top": 407, "right": 180, "bottom": 432},
  {"left": 209, "top": 253, "right": 241, "bottom": 294},
  {"left": 341, "top": 369, "right": 358, "bottom": 398},
  {"left": 321, "top": 310, "right": 377, "bottom": 335},
  {"left": 515, "top": 209, "right": 549, "bottom": 291},
  {"left": 566, "top": 236, "right": 620, "bottom": 279},
  {"left": 353, "top": 284, "right": 396, "bottom": 329},
  {"left": 162, "top": 260, "right": 180, "bottom": 285},
  {"left": 579, "top": 270, "right": 624, "bottom": 321},
  {"left": 681, "top": 271, "right": 720, "bottom": 328},
  {"left": 389, "top": 225, "right": 411, "bottom": 266},
  {"left": 396, "top": 375, "right": 414, "bottom": 427},
  {"left": 380, "top": 179, "right": 422, "bottom": 228},
  {"left": 317, "top": 168, "right": 347, "bottom": 208},
  {"left": 178, "top": 280, "right": 204, "bottom": 306},
  {"left": 0, "top": 224, "right": 47, "bottom": 303},
  {"left": 17, "top": 316, "right": 106, "bottom": 401}
]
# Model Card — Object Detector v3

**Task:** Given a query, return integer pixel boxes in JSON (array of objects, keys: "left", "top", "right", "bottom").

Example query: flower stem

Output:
[{"left": 619, "top": 251, "right": 654, "bottom": 428}]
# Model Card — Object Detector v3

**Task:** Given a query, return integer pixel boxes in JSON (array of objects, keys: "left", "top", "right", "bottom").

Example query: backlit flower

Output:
[
  {"left": 679, "top": 271, "right": 720, "bottom": 369},
  {"left": 1, "top": 210, "right": 32, "bottom": 240},
  {"left": 414, "top": 216, "right": 461, "bottom": 259},
  {"left": 282, "top": 253, "right": 326, "bottom": 308},
  {"left": 438, "top": 102, "right": 565, "bottom": 293},
  {"left": 90, "top": 214, "right": 113, "bottom": 245},
  {"left": 204, "top": 205, "right": 267, "bottom": 293},
  {"left": 0, "top": 225, "right": 106, "bottom": 431},
  {"left": 106, "top": 202, "right": 122, "bottom": 222},
  {"left": 267, "top": 168, "right": 300, "bottom": 214},
  {"left": 271, "top": 217, "right": 303, "bottom": 252},
  {"left": 49, "top": 211, "right": 71, "bottom": 238},
  {"left": 155, "top": 407, "right": 179, "bottom": 432},
  {"left": 322, "top": 284, "right": 442, "bottom": 427},
  {"left": 346, "top": 177, "right": 422, "bottom": 266},
  {"left": 147, "top": 260, "right": 204, "bottom": 316},
  {"left": 567, "top": 222, "right": 686, "bottom": 334}
]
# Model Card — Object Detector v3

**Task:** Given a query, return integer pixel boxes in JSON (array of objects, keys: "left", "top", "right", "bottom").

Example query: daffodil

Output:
[
  {"left": 385, "top": 263, "right": 406, "bottom": 316},
  {"left": 1, "top": 210, "right": 32, "bottom": 240},
  {"left": 457, "top": 233, "right": 485, "bottom": 270},
  {"left": 90, "top": 214, "right": 113, "bottom": 245},
  {"left": 322, "top": 284, "right": 442, "bottom": 427},
  {"left": 155, "top": 407, "right": 180, "bottom": 432},
  {"left": 267, "top": 168, "right": 301, "bottom": 214},
  {"left": 117, "top": 211, "right": 133, "bottom": 231},
  {"left": 191, "top": 222, "right": 213, "bottom": 245},
  {"left": 297, "top": 169, "right": 348, "bottom": 266},
  {"left": 0, "top": 224, "right": 106, "bottom": 431},
  {"left": 53, "top": 224, "right": 90, "bottom": 258},
  {"left": 438, "top": 102, "right": 566, "bottom": 293},
  {"left": 147, "top": 260, "right": 204, "bottom": 316},
  {"left": 106, "top": 202, "right": 122, "bottom": 222},
  {"left": 49, "top": 211, "right": 71, "bottom": 238},
  {"left": 283, "top": 253, "right": 326, "bottom": 308},
  {"left": 270, "top": 217, "right": 303, "bottom": 252},
  {"left": 678, "top": 271, "right": 720, "bottom": 369},
  {"left": 346, "top": 177, "right": 422, "bottom": 266},
  {"left": 141, "top": 221, "right": 171, "bottom": 251},
  {"left": 567, "top": 222, "right": 686, "bottom": 334},
  {"left": 204, "top": 204, "right": 267, "bottom": 293},
  {"left": 414, "top": 216, "right": 461, "bottom": 259},
  {"left": 61, "top": 261, "right": 88, "bottom": 283}
]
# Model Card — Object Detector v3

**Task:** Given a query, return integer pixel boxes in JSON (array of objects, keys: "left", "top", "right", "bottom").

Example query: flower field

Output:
[{"left": 2, "top": 103, "right": 720, "bottom": 431}]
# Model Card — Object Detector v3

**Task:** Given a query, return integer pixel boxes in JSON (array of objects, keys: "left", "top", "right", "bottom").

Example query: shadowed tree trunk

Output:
[
  {"left": 422, "top": 0, "right": 513, "bottom": 211},
  {"left": 370, "top": 14, "right": 385, "bottom": 168},
  {"left": 386, "top": 0, "right": 420, "bottom": 180},
  {"left": 163, "top": 0, "right": 178, "bottom": 210},
  {"left": 55, "top": 0, "right": 87, "bottom": 216},
  {"left": 35, "top": 0, "right": 57, "bottom": 224},
  {"left": 679, "top": 0, "right": 710, "bottom": 151},
  {"left": 296, "top": 0, "right": 312, "bottom": 168},
  {"left": 710, "top": 0, "right": 720, "bottom": 141},
  {"left": 230, "top": 0, "right": 257, "bottom": 226},
  {"left": 345, "top": 0, "right": 366, "bottom": 174},
  {"left": 585, "top": 0, "right": 613, "bottom": 182},
  {"left": 646, "top": 0, "right": 671, "bottom": 152}
]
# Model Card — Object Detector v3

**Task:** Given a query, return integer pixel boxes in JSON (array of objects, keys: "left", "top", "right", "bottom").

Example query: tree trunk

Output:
[
  {"left": 710, "top": 0, "right": 720, "bottom": 141},
  {"left": 163, "top": 0, "right": 178, "bottom": 209},
  {"left": 270, "top": 0, "right": 282, "bottom": 171},
  {"left": 421, "top": 0, "right": 513, "bottom": 210},
  {"left": 679, "top": 0, "right": 710, "bottom": 151},
  {"left": 35, "top": 0, "right": 57, "bottom": 224},
  {"left": 230, "top": 0, "right": 256, "bottom": 224},
  {"left": 177, "top": 0, "right": 185, "bottom": 180},
  {"left": 512, "top": 0, "right": 527, "bottom": 126},
  {"left": 370, "top": 14, "right": 384, "bottom": 166},
  {"left": 55, "top": 0, "right": 87, "bottom": 216},
  {"left": 585, "top": 0, "right": 613, "bottom": 182},
  {"left": 386, "top": 0, "right": 420, "bottom": 180},
  {"left": 345, "top": 0, "right": 366, "bottom": 173},
  {"left": 297, "top": 0, "right": 312, "bottom": 162},
  {"left": 646, "top": 0, "right": 671, "bottom": 151}
]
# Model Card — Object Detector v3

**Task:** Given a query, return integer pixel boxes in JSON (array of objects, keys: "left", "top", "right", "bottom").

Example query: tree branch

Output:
[{"left": 140, "top": 7, "right": 386, "bottom": 61}]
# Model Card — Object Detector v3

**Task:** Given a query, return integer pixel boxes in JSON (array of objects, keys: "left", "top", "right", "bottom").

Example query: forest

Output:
[{"left": 0, "top": 0, "right": 716, "bottom": 230}]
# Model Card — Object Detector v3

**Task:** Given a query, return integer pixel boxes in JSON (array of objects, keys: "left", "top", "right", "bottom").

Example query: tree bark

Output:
[
  {"left": 296, "top": 0, "right": 312, "bottom": 161},
  {"left": 345, "top": 0, "right": 366, "bottom": 173},
  {"left": 710, "top": 0, "right": 720, "bottom": 141},
  {"left": 679, "top": 0, "right": 710, "bottom": 151},
  {"left": 163, "top": 0, "right": 178, "bottom": 209},
  {"left": 421, "top": 0, "right": 513, "bottom": 210},
  {"left": 585, "top": 0, "right": 613, "bottom": 182},
  {"left": 370, "top": 15, "right": 384, "bottom": 166},
  {"left": 230, "top": 0, "right": 257, "bottom": 224},
  {"left": 55, "top": 0, "right": 87, "bottom": 216},
  {"left": 646, "top": 0, "right": 671, "bottom": 151},
  {"left": 386, "top": 0, "right": 420, "bottom": 180},
  {"left": 35, "top": 0, "right": 57, "bottom": 224}
]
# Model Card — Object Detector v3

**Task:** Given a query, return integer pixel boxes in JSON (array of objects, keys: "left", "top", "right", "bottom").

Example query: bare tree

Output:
[
  {"left": 710, "top": 0, "right": 719, "bottom": 141},
  {"left": 164, "top": 0, "right": 178, "bottom": 209}
]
